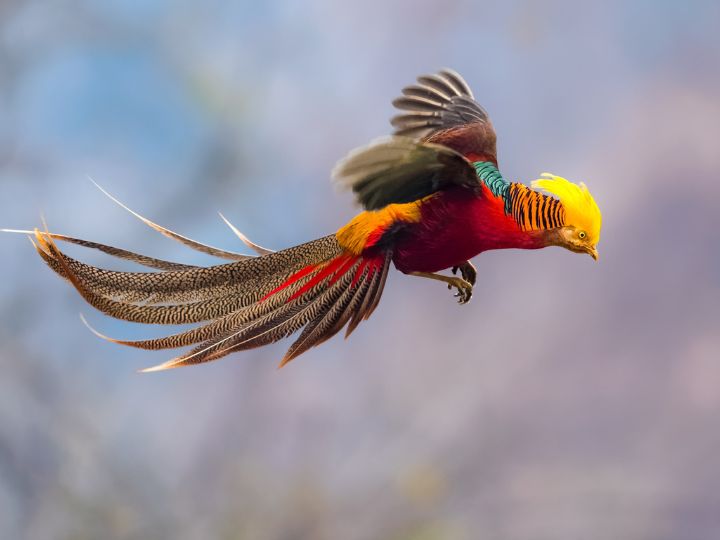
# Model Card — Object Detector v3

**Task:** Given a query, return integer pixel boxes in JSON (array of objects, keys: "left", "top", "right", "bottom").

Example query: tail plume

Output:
[{"left": 30, "top": 228, "right": 390, "bottom": 370}]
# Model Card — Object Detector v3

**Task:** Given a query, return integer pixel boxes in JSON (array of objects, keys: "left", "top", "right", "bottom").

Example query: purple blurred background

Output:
[{"left": 1, "top": 1, "right": 719, "bottom": 538}]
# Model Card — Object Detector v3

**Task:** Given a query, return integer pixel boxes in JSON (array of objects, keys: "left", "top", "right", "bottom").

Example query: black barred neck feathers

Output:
[
  {"left": 506, "top": 182, "right": 566, "bottom": 232},
  {"left": 473, "top": 162, "right": 601, "bottom": 240},
  {"left": 472, "top": 161, "right": 565, "bottom": 232}
]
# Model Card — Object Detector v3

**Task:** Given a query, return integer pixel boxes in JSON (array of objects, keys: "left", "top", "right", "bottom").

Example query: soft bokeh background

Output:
[{"left": 1, "top": 1, "right": 719, "bottom": 539}]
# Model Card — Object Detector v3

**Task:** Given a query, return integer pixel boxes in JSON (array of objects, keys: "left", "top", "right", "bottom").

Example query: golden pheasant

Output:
[{"left": 4, "top": 69, "right": 602, "bottom": 371}]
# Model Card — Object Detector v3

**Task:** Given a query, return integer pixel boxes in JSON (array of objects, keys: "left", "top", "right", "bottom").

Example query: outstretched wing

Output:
[
  {"left": 391, "top": 69, "right": 498, "bottom": 165},
  {"left": 333, "top": 136, "right": 479, "bottom": 210}
]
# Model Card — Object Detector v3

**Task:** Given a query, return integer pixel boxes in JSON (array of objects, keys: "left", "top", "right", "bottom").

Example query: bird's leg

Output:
[
  {"left": 410, "top": 271, "right": 473, "bottom": 304},
  {"left": 451, "top": 261, "right": 477, "bottom": 286}
]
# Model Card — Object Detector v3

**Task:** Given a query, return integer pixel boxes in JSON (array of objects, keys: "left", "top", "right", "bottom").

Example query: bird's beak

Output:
[{"left": 586, "top": 246, "right": 599, "bottom": 261}]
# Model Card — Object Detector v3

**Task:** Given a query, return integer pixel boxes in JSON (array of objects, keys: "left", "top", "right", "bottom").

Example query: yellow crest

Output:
[{"left": 531, "top": 173, "right": 602, "bottom": 242}]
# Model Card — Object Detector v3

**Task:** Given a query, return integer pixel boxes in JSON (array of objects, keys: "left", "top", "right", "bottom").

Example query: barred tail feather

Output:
[
  {"left": 78, "top": 268, "right": 318, "bottom": 351},
  {"left": 35, "top": 232, "right": 262, "bottom": 325},
  {"left": 280, "top": 265, "right": 374, "bottom": 365},
  {"left": 153, "top": 269, "right": 358, "bottom": 370},
  {"left": 27, "top": 225, "right": 389, "bottom": 369},
  {"left": 2, "top": 229, "right": 199, "bottom": 271},
  {"left": 87, "top": 178, "right": 254, "bottom": 261},
  {"left": 33, "top": 229, "right": 342, "bottom": 313},
  {"left": 140, "top": 250, "right": 391, "bottom": 371}
]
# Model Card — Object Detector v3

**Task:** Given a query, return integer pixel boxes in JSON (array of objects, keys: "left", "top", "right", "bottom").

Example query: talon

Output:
[
  {"left": 409, "top": 271, "right": 475, "bottom": 306},
  {"left": 446, "top": 276, "right": 473, "bottom": 305}
]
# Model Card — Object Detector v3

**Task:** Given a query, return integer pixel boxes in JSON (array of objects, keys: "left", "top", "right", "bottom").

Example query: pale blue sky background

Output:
[{"left": 1, "top": 1, "right": 719, "bottom": 539}]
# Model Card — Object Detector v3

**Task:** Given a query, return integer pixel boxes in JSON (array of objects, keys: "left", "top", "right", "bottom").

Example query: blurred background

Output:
[{"left": 1, "top": 1, "right": 719, "bottom": 539}]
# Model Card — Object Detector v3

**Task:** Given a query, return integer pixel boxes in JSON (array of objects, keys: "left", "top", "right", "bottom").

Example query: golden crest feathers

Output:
[{"left": 531, "top": 173, "right": 602, "bottom": 242}]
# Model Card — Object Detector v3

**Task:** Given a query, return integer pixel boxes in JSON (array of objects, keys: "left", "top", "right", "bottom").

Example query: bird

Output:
[{"left": 3, "top": 69, "right": 602, "bottom": 371}]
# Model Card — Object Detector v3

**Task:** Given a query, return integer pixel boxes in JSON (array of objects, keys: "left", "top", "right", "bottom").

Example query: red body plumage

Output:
[{"left": 389, "top": 185, "right": 546, "bottom": 274}]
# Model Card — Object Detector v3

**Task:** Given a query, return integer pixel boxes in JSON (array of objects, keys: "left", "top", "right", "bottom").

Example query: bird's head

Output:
[{"left": 533, "top": 174, "right": 602, "bottom": 261}]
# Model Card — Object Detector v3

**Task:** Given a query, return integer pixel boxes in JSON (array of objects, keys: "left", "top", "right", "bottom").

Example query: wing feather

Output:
[
  {"left": 333, "top": 137, "right": 479, "bottom": 210},
  {"left": 391, "top": 69, "right": 497, "bottom": 163}
]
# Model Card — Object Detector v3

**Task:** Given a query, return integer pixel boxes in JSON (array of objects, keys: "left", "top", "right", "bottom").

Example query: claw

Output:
[
  {"left": 409, "top": 271, "right": 474, "bottom": 305},
  {"left": 446, "top": 276, "right": 473, "bottom": 305}
]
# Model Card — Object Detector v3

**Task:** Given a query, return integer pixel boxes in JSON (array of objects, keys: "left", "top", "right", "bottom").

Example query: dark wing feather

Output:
[
  {"left": 391, "top": 69, "right": 498, "bottom": 164},
  {"left": 332, "top": 137, "right": 479, "bottom": 210}
]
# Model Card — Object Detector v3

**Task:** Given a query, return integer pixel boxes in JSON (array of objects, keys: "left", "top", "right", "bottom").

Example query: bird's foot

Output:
[
  {"left": 446, "top": 276, "right": 473, "bottom": 305},
  {"left": 452, "top": 261, "right": 477, "bottom": 286},
  {"left": 409, "top": 270, "right": 474, "bottom": 305}
]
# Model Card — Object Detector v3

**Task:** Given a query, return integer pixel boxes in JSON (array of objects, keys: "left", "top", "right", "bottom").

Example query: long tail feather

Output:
[
  {"left": 218, "top": 213, "right": 275, "bottom": 256},
  {"left": 78, "top": 268, "right": 315, "bottom": 350},
  {"left": 364, "top": 254, "right": 391, "bottom": 319},
  {"left": 22, "top": 214, "right": 388, "bottom": 368},
  {"left": 138, "top": 251, "right": 391, "bottom": 371},
  {"left": 36, "top": 231, "right": 341, "bottom": 301},
  {"left": 36, "top": 248, "right": 241, "bottom": 304},
  {"left": 140, "top": 279, "right": 341, "bottom": 371},
  {"left": 36, "top": 231, "right": 252, "bottom": 324},
  {"left": 88, "top": 177, "right": 253, "bottom": 261},
  {"left": 143, "top": 259, "right": 362, "bottom": 370},
  {"left": 345, "top": 262, "right": 382, "bottom": 337},
  {"left": 37, "top": 230, "right": 348, "bottom": 325},
  {"left": 2, "top": 229, "right": 198, "bottom": 271},
  {"left": 281, "top": 265, "right": 373, "bottom": 365}
]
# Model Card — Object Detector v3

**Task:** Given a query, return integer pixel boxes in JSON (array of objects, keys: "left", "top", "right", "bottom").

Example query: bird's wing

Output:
[
  {"left": 332, "top": 136, "right": 479, "bottom": 210},
  {"left": 391, "top": 69, "right": 498, "bottom": 165}
]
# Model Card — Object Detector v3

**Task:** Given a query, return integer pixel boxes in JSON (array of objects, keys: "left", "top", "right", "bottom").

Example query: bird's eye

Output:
[{"left": 578, "top": 231, "right": 587, "bottom": 240}]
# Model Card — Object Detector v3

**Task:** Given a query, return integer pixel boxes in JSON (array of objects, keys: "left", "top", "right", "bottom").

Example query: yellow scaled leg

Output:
[{"left": 410, "top": 271, "right": 473, "bottom": 304}]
